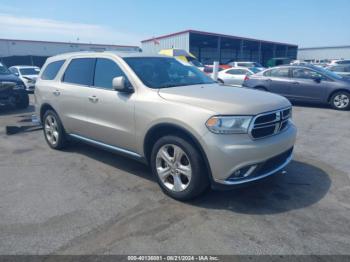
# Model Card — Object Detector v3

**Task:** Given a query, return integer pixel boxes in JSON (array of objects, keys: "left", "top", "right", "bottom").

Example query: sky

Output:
[{"left": 0, "top": 0, "right": 349, "bottom": 48}]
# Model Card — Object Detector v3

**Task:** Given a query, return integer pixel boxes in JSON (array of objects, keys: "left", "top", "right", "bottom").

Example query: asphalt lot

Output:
[{"left": 0, "top": 95, "right": 349, "bottom": 255}]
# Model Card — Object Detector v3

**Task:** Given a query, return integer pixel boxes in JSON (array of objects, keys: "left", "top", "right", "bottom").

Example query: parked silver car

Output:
[
  {"left": 243, "top": 65, "right": 350, "bottom": 110},
  {"left": 35, "top": 52, "right": 296, "bottom": 200}
]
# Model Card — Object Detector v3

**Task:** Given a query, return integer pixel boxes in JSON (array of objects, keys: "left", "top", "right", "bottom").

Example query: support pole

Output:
[{"left": 212, "top": 61, "right": 219, "bottom": 81}]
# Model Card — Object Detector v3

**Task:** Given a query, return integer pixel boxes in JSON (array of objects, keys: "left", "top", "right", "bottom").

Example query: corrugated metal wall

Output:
[
  {"left": 0, "top": 39, "right": 140, "bottom": 57},
  {"left": 298, "top": 46, "right": 350, "bottom": 61},
  {"left": 141, "top": 32, "right": 190, "bottom": 54},
  {"left": 0, "top": 39, "right": 140, "bottom": 67}
]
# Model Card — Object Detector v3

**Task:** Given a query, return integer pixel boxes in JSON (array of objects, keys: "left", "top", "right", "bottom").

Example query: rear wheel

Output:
[
  {"left": 150, "top": 135, "right": 209, "bottom": 201},
  {"left": 255, "top": 86, "right": 267, "bottom": 91},
  {"left": 330, "top": 91, "right": 350, "bottom": 110},
  {"left": 43, "top": 110, "right": 67, "bottom": 149}
]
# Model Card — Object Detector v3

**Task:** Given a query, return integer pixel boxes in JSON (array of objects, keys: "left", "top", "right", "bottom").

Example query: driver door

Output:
[
  {"left": 82, "top": 57, "right": 137, "bottom": 152},
  {"left": 288, "top": 68, "right": 328, "bottom": 102}
]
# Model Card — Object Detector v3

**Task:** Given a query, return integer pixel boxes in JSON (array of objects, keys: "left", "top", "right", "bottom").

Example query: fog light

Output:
[{"left": 228, "top": 165, "right": 257, "bottom": 180}]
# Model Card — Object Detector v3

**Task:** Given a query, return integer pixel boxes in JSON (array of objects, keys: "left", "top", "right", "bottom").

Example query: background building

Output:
[
  {"left": 0, "top": 39, "right": 141, "bottom": 67},
  {"left": 142, "top": 30, "right": 298, "bottom": 66},
  {"left": 298, "top": 45, "right": 350, "bottom": 62}
]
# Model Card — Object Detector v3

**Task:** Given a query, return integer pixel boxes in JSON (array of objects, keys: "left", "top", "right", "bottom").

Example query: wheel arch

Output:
[
  {"left": 143, "top": 123, "right": 213, "bottom": 180},
  {"left": 39, "top": 103, "right": 56, "bottom": 123},
  {"left": 254, "top": 85, "right": 267, "bottom": 91}
]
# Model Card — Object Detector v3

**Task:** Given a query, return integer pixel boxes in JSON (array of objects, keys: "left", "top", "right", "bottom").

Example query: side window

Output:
[
  {"left": 292, "top": 68, "right": 323, "bottom": 80},
  {"left": 63, "top": 58, "right": 95, "bottom": 86},
  {"left": 264, "top": 70, "right": 271, "bottom": 77},
  {"left": 94, "top": 58, "right": 128, "bottom": 89},
  {"left": 227, "top": 69, "right": 247, "bottom": 75},
  {"left": 270, "top": 68, "right": 290, "bottom": 78},
  {"left": 41, "top": 60, "right": 65, "bottom": 80}
]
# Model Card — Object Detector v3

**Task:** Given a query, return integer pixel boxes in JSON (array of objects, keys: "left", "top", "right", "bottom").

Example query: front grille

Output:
[{"left": 250, "top": 107, "right": 292, "bottom": 139}]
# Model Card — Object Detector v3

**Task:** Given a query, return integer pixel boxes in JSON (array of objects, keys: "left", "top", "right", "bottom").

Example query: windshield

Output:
[
  {"left": 0, "top": 63, "right": 11, "bottom": 75},
  {"left": 123, "top": 57, "right": 215, "bottom": 89},
  {"left": 249, "top": 67, "right": 262, "bottom": 73},
  {"left": 20, "top": 68, "right": 40, "bottom": 75},
  {"left": 187, "top": 57, "right": 204, "bottom": 68}
]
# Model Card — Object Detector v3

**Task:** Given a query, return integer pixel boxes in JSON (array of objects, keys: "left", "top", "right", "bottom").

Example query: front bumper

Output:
[{"left": 201, "top": 123, "right": 297, "bottom": 185}]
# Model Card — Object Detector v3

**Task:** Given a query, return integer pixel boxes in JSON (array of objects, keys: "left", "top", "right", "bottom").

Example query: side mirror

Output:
[
  {"left": 313, "top": 76, "right": 322, "bottom": 83},
  {"left": 112, "top": 76, "right": 133, "bottom": 93}
]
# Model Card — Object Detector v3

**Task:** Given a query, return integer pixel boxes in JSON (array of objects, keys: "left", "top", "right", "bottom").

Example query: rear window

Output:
[
  {"left": 62, "top": 58, "right": 95, "bottom": 86},
  {"left": 41, "top": 60, "right": 65, "bottom": 80}
]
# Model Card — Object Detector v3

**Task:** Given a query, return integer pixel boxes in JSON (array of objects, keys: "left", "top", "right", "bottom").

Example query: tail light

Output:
[{"left": 244, "top": 75, "right": 250, "bottom": 81}]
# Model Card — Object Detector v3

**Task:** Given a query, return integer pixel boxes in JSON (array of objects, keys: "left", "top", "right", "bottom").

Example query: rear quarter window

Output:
[{"left": 41, "top": 60, "right": 65, "bottom": 80}]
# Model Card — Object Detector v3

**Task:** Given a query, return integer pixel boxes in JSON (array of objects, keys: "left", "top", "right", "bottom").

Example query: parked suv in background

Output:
[
  {"left": 0, "top": 62, "right": 29, "bottom": 109},
  {"left": 35, "top": 52, "right": 296, "bottom": 200},
  {"left": 9, "top": 65, "right": 40, "bottom": 92},
  {"left": 243, "top": 65, "right": 350, "bottom": 110}
]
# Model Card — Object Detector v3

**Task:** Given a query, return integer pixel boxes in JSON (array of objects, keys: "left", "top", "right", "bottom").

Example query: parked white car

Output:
[
  {"left": 9, "top": 66, "right": 40, "bottom": 92},
  {"left": 228, "top": 61, "right": 265, "bottom": 71},
  {"left": 217, "top": 67, "right": 260, "bottom": 86}
]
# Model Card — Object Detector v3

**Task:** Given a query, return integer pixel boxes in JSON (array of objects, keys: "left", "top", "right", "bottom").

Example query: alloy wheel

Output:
[
  {"left": 44, "top": 115, "right": 59, "bottom": 146},
  {"left": 155, "top": 144, "right": 192, "bottom": 192},
  {"left": 333, "top": 94, "right": 350, "bottom": 109}
]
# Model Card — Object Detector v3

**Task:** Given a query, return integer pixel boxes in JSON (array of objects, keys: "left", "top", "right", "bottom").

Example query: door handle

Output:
[
  {"left": 88, "top": 95, "right": 99, "bottom": 103},
  {"left": 53, "top": 90, "right": 60, "bottom": 96}
]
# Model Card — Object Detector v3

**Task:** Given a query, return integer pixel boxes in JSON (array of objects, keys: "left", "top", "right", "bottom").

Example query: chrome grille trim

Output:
[{"left": 249, "top": 107, "right": 292, "bottom": 140}]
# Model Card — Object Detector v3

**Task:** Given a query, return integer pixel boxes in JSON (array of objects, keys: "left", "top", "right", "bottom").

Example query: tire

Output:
[
  {"left": 150, "top": 135, "right": 209, "bottom": 201},
  {"left": 330, "top": 91, "right": 350, "bottom": 110},
  {"left": 15, "top": 94, "right": 29, "bottom": 109},
  {"left": 42, "top": 110, "right": 67, "bottom": 149},
  {"left": 255, "top": 86, "right": 267, "bottom": 91}
]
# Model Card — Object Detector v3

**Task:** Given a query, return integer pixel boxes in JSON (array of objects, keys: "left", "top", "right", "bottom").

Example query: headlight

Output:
[
  {"left": 206, "top": 116, "right": 252, "bottom": 134},
  {"left": 14, "top": 84, "right": 25, "bottom": 90}
]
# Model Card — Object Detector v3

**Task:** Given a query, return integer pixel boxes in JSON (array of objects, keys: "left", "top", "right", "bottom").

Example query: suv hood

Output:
[{"left": 158, "top": 84, "right": 291, "bottom": 115}]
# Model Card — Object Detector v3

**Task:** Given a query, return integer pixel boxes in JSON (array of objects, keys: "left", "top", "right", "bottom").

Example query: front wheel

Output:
[
  {"left": 330, "top": 91, "right": 350, "bottom": 110},
  {"left": 150, "top": 135, "right": 209, "bottom": 201}
]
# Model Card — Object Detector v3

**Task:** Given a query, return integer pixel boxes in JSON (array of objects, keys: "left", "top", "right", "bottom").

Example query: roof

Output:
[
  {"left": 9, "top": 65, "right": 40, "bottom": 68},
  {"left": 47, "top": 51, "right": 167, "bottom": 61},
  {"left": 0, "top": 38, "right": 140, "bottom": 49},
  {"left": 141, "top": 29, "right": 298, "bottom": 47},
  {"left": 299, "top": 45, "right": 350, "bottom": 50}
]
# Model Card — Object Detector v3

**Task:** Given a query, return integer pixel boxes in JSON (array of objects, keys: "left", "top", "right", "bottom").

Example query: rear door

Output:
[
  {"left": 288, "top": 67, "right": 328, "bottom": 101},
  {"left": 265, "top": 67, "right": 293, "bottom": 97},
  {"left": 58, "top": 57, "right": 95, "bottom": 135}
]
